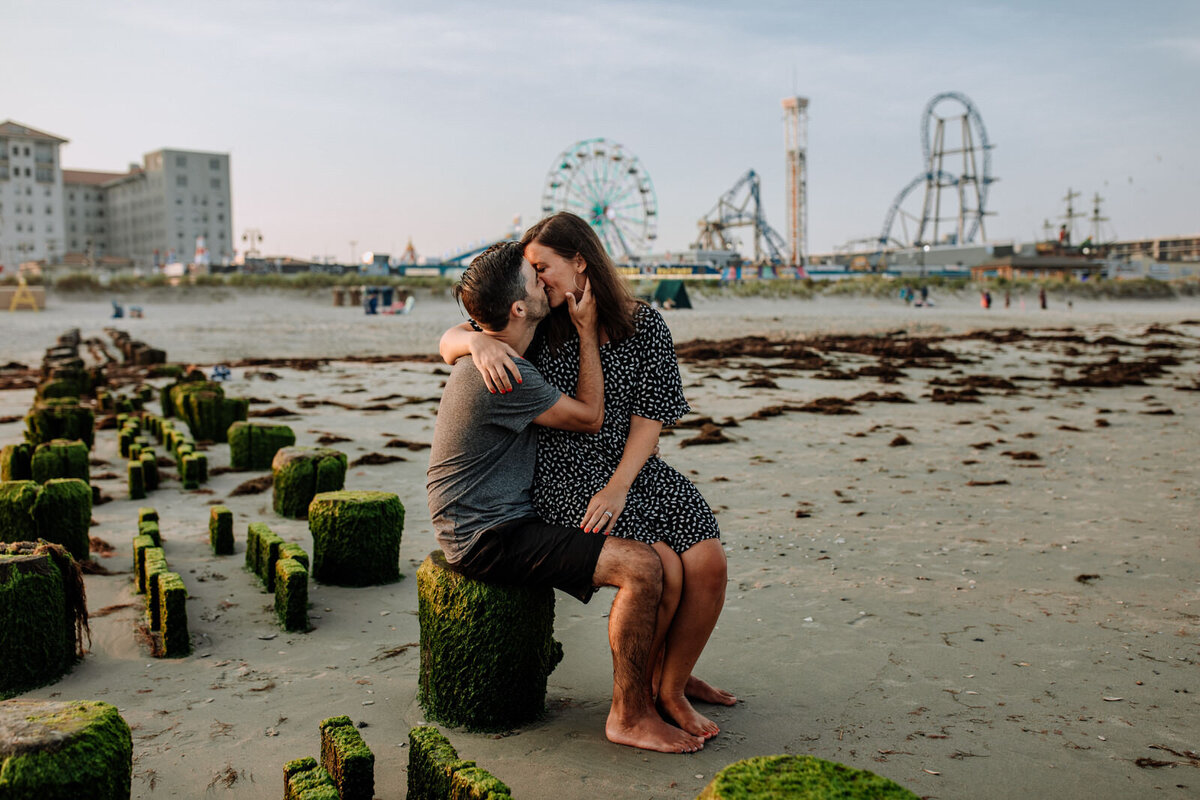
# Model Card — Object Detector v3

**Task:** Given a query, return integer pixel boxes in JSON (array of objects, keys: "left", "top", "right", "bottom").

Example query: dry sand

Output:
[{"left": 2, "top": 288, "right": 1199, "bottom": 799}]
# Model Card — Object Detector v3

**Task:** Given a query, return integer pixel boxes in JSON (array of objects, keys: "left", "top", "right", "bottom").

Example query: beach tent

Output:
[{"left": 653, "top": 280, "right": 692, "bottom": 309}]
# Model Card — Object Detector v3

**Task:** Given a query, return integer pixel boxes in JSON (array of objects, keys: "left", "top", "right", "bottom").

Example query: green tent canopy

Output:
[{"left": 652, "top": 279, "right": 692, "bottom": 309}]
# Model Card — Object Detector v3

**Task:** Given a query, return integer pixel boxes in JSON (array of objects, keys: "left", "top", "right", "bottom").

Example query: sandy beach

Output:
[{"left": 2, "top": 287, "right": 1199, "bottom": 799}]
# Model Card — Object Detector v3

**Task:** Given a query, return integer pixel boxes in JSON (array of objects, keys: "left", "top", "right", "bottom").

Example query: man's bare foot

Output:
[
  {"left": 606, "top": 710, "right": 704, "bottom": 753},
  {"left": 659, "top": 694, "right": 720, "bottom": 740},
  {"left": 686, "top": 675, "right": 737, "bottom": 706}
]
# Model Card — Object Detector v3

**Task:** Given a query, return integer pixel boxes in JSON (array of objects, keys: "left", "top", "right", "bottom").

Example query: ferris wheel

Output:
[{"left": 541, "top": 137, "right": 658, "bottom": 259}]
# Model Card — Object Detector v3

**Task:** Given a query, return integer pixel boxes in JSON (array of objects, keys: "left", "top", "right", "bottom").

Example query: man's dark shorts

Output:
[{"left": 450, "top": 517, "right": 606, "bottom": 603}]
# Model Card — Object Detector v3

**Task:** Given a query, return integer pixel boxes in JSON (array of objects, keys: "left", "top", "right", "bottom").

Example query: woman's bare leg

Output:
[
  {"left": 649, "top": 541, "right": 683, "bottom": 695},
  {"left": 656, "top": 538, "right": 730, "bottom": 739}
]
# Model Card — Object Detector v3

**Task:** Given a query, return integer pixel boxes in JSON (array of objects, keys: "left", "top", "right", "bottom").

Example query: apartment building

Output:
[
  {"left": 0, "top": 119, "right": 233, "bottom": 271},
  {"left": 62, "top": 169, "right": 125, "bottom": 258},
  {"left": 105, "top": 148, "right": 233, "bottom": 268},
  {"left": 0, "top": 121, "right": 67, "bottom": 269}
]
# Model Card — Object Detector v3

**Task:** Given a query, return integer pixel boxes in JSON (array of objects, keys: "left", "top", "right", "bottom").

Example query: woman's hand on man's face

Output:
[{"left": 566, "top": 276, "right": 598, "bottom": 335}]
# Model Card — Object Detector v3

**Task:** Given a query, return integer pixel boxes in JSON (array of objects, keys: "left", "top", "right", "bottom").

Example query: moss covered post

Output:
[
  {"left": 272, "top": 447, "right": 348, "bottom": 519},
  {"left": 274, "top": 558, "right": 310, "bottom": 633},
  {"left": 157, "top": 572, "right": 189, "bottom": 657},
  {"left": 228, "top": 421, "right": 296, "bottom": 470},
  {"left": 126, "top": 460, "right": 145, "bottom": 500},
  {"left": 318, "top": 715, "right": 374, "bottom": 800},
  {"left": 282, "top": 757, "right": 339, "bottom": 800},
  {"left": 695, "top": 755, "right": 921, "bottom": 800},
  {"left": 29, "top": 439, "right": 89, "bottom": 484},
  {"left": 308, "top": 491, "right": 402, "bottom": 586},
  {"left": 1, "top": 443, "right": 33, "bottom": 481},
  {"left": 416, "top": 550, "right": 561, "bottom": 732},
  {"left": 31, "top": 479, "right": 91, "bottom": 561},
  {"left": 0, "top": 543, "right": 89, "bottom": 698},
  {"left": 406, "top": 726, "right": 512, "bottom": 800},
  {"left": 0, "top": 481, "right": 41, "bottom": 544},
  {"left": 24, "top": 399, "right": 94, "bottom": 449},
  {"left": 0, "top": 699, "right": 132, "bottom": 799},
  {"left": 209, "top": 505, "right": 234, "bottom": 555}
]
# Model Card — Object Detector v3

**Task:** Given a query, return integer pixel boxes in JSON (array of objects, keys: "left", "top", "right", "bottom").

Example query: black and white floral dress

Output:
[{"left": 530, "top": 304, "right": 720, "bottom": 554}]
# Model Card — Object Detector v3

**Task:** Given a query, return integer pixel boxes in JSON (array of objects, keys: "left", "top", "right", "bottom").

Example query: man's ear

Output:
[{"left": 511, "top": 299, "right": 526, "bottom": 320}]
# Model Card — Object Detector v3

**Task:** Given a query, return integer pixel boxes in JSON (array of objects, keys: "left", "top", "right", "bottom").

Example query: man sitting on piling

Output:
[{"left": 426, "top": 242, "right": 703, "bottom": 754}]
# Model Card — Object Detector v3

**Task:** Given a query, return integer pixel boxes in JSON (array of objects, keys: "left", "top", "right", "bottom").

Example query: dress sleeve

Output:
[{"left": 630, "top": 306, "right": 691, "bottom": 424}]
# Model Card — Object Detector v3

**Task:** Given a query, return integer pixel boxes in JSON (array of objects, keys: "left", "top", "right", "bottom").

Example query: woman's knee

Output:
[{"left": 682, "top": 539, "right": 727, "bottom": 592}]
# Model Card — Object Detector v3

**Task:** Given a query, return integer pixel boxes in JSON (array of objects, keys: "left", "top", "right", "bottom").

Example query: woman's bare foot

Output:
[
  {"left": 659, "top": 694, "right": 720, "bottom": 740},
  {"left": 686, "top": 675, "right": 737, "bottom": 706},
  {"left": 606, "top": 709, "right": 704, "bottom": 753}
]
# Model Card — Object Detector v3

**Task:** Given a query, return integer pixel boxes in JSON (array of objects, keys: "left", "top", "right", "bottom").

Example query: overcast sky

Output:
[{"left": 9, "top": 0, "right": 1198, "bottom": 261}]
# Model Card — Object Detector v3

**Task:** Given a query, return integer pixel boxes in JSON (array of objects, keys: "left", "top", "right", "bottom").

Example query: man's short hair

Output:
[{"left": 454, "top": 242, "right": 526, "bottom": 332}]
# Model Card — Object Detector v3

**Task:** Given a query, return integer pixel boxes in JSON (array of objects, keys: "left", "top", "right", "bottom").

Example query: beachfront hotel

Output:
[{"left": 0, "top": 120, "right": 233, "bottom": 272}]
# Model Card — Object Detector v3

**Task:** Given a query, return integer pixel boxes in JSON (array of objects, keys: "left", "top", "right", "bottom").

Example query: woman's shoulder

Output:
[
  {"left": 630, "top": 301, "right": 673, "bottom": 341},
  {"left": 631, "top": 300, "right": 665, "bottom": 329}
]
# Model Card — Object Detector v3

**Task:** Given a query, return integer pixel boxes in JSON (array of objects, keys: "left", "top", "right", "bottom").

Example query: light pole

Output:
[
  {"left": 921, "top": 244, "right": 930, "bottom": 278},
  {"left": 349, "top": 240, "right": 358, "bottom": 266}
]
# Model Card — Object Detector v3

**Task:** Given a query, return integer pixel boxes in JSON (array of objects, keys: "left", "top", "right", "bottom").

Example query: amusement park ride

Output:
[
  {"left": 878, "top": 91, "right": 995, "bottom": 252},
  {"left": 693, "top": 169, "right": 789, "bottom": 265},
  {"left": 539, "top": 137, "right": 659, "bottom": 260},
  {"left": 412, "top": 91, "right": 1000, "bottom": 278}
]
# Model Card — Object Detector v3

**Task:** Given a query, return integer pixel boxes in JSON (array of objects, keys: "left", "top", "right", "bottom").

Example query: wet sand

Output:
[{"left": 2, "top": 289, "right": 1199, "bottom": 799}]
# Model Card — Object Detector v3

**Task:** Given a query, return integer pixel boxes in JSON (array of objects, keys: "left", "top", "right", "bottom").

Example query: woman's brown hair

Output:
[{"left": 520, "top": 212, "right": 640, "bottom": 353}]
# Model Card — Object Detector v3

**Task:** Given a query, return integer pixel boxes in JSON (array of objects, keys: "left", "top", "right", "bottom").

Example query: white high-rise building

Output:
[
  {"left": 0, "top": 120, "right": 67, "bottom": 270},
  {"left": 1, "top": 119, "right": 234, "bottom": 271},
  {"left": 103, "top": 148, "right": 233, "bottom": 268},
  {"left": 62, "top": 169, "right": 124, "bottom": 259}
]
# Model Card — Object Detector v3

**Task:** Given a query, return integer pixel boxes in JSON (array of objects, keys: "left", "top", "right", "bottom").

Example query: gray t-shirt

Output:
[{"left": 426, "top": 355, "right": 561, "bottom": 563}]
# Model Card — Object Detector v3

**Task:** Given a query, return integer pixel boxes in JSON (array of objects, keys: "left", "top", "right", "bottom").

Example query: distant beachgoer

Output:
[
  {"left": 1039, "top": 286, "right": 1048, "bottom": 310},
  {"left": 1005, "top": 289, "right": 1011, "bottom": 309},
  {"left": 920, "top": 285, "right": 929, "bottom": 305},
  {"left": 440, "top": 212, "right": 733, "bottom": 741}
]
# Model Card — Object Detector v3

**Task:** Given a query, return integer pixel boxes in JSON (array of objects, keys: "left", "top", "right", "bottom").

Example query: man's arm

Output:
[{"left": 533, "top": 281, "right": 603, "bottom": 433}]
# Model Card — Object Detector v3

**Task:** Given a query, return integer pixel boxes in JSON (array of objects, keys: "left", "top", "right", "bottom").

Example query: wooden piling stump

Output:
[
  {"left": 29, "top": 440, "right": 89, "bottom": 485},
  {"left": 696, "top": 755, "right": 920, "bottom": 800},
  {"left": 1, "top": 443, "right": 32, "bottom": 482},
  {"left": 416, "top": 551, "right": 561, "bottom": 732},
  {"left": 0, "top": 481, "right": 41, "bottom": 544},
  {"left": 271, "top": 447, "right": 347, "bottom": 519},
  {"left": 0, "top": 699, "right": 131, "bottom": 799},
  {"left": 31, "top": 479, "right": 91, "bottom": 561},
  {"left": 319, "top": 716, "right": 374, "bottom": 800},
  {"left": 228, "top": 421, "right": 295, "bottom": 470},
  {"left": 209, "top": 506, "right": 234, "bottom": 555},
  {"left": 0, "top": 544, "right": 88, "bottom": 698},
  {"left": 308, "top": 491, "right": 402, "bottom": 586}
]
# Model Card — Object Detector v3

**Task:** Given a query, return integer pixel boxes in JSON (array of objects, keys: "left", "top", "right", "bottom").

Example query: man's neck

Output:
[{"left": 487, "top": 318, "right": 537, "bottom": 358}]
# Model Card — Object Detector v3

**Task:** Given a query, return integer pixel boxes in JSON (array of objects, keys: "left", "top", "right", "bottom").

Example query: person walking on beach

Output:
[
  {"left": 441, "top": 212, "right": 733, "bottom": 741},
  {"left": 427, "top": 241, "right": 704, "bottom": 754}
]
